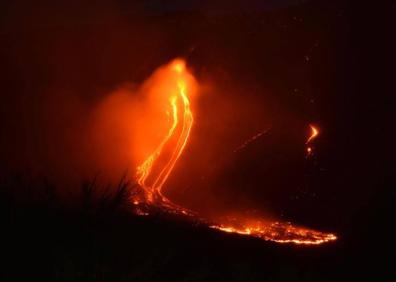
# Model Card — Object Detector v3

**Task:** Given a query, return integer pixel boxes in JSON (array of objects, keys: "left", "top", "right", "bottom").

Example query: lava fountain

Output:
[{"left": 131, "top": 58, "right": 336, "bottom": 245}]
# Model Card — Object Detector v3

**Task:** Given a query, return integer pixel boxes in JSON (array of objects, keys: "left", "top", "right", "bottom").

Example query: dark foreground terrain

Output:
[{"left": 0, "top": 177, "right": 391, "bottom": 282}]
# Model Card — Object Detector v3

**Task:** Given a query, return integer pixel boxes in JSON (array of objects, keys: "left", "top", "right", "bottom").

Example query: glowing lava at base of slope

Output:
[
  {"left": 131, "top": 59, "right": 336, "bottom": 245},
  {"left": 210, "top": 220, "right": 336, "bottom": 245}
]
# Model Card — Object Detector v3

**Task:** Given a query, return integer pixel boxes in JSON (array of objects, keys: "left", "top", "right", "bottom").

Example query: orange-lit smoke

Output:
[
  {"left": 128, "top": 59, "right": 336, "bottom": 245},
  {"left": 135, "top": 59, "right": 196, "bottom": 202}
]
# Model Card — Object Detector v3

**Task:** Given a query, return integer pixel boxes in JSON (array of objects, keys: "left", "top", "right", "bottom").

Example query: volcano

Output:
[{"left": 128, "top": 59, "right": 336, "bottom": 245}]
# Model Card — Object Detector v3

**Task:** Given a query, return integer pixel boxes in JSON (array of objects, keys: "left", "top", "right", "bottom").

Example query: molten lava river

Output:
[{"left": 130, "top": 58, "right": 336, "bottom": 245}]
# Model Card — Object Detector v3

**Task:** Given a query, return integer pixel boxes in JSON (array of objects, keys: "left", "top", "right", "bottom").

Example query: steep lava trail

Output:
[{"left": 130, "top": 59, "right": 336, "bottom": 245}]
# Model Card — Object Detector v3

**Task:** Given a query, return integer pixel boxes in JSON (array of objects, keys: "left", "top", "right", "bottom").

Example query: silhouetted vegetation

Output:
[{"left": 1, "top": 174, "right": 387, "bottom": 282}]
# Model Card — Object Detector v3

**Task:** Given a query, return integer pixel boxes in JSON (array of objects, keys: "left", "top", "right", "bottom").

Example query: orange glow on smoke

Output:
[
  {"left": 135, "top": 59, "right": 194, "bottom": 204},
  {"left": 132, "top": 59, "right": 336, "bottom": 245}
]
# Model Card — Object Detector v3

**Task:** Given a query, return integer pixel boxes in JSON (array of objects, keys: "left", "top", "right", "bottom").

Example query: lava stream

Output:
[
  {"left": 306, "top": 124, "right": 319, "bottom": 144},
  {"left": 132, "top": 59, "right": 336, "bottom": 245},
  {"left": 136, "top": 60, "right": 193, "bottom": 206},
  {"left": 210, "top": 219, "right": 336, "bottom": 245},
  {"left": 306, "top": 124, "right": 319, "bottom": 157}
]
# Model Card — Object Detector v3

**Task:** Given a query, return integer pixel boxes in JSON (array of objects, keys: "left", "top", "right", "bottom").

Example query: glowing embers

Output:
[
  {"left": 307, "top": 124, "right": 319, "bottom": 144},
  {"left": 306, "top": 124, "right": 319, "bottom": 157},
  {"left": 210, "top": 217, "right": 336, "bottom": 245}
]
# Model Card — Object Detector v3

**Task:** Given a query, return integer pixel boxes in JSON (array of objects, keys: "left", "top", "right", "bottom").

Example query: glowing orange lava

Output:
[
  {"left": 136, "top": 59, "right": 194, "bottom": 206},
  {"left": 210, "top": 220, "right": 336, "bottom": 245},
  {"left": 307, "top": 124, "right": 319, "bottom": 144},
  {"left": 306, "top": 124, "right": 319, "bottom": 157},
  {"left": 132, "top": 59, "right": 336, "bottom": 245}
]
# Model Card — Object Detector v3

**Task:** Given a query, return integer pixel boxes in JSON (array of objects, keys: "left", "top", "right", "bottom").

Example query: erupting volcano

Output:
[{"left": 131, "top": 59, "right": 336, "bottom": 245}]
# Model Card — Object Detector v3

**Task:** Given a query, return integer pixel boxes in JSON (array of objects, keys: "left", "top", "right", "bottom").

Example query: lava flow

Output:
[
  {"left": 134, "top": 59, "right": 195, "bottom": 215},
  {"left": 210, "top": 218, "right": 337, "bottom": 245},
  {"left": 306, "top": 124, "right": 319, "bottom": 157},
  {"left": 131, "top": 59, "right": 336, "bottom": 245}
]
